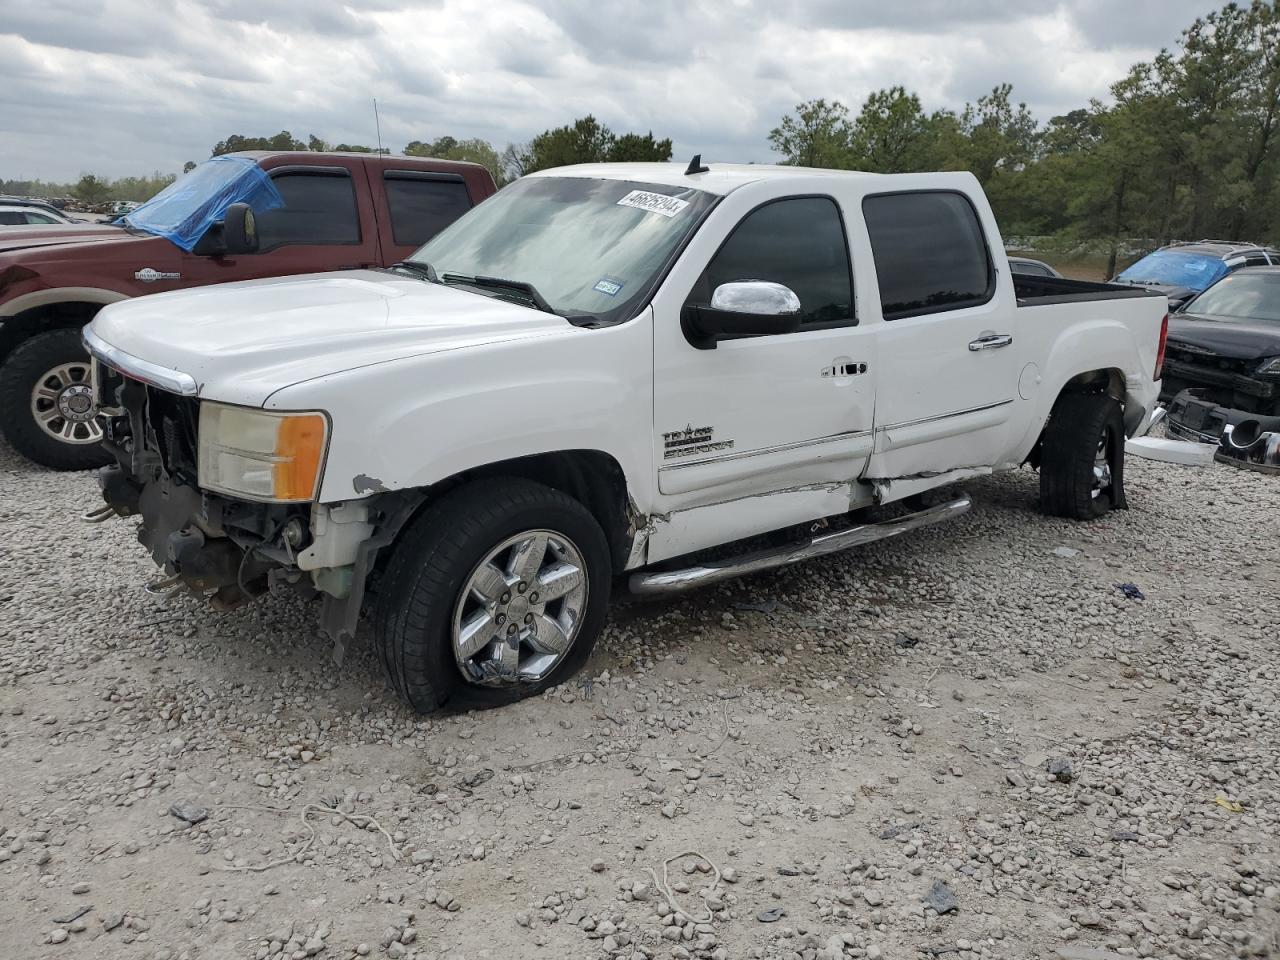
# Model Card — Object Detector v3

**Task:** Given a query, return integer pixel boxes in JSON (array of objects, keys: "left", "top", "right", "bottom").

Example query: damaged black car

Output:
[{"left": 1162, "top": 267, "right": 1280, "bottom": 472}]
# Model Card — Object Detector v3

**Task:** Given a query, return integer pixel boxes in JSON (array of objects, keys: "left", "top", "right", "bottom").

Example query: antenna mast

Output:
[{"left": 373, "top": 98, "right": 384, "bottom": 155}]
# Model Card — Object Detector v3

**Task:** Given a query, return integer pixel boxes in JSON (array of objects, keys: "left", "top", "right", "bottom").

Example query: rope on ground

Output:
[
  {"left": 210, "top": 803, "right": 401, "bottom": 873},
  {"left": 647, "top": 850, "right": 722, "bottom": 924}
]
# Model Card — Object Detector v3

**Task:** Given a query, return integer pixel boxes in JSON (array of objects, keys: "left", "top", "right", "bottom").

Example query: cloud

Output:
[{"left": 0, "top": 0, "right": 1220, "bottom": 182}]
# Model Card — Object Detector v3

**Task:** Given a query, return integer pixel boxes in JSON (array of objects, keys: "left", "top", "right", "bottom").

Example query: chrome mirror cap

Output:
[{"left": 710, "top": 280, "right": 801, "bottom": 316}]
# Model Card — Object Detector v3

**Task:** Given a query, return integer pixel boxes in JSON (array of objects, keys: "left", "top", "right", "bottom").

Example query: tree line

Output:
[
  {"left": 768, "top": 0, "right": 1280, "bottom": 269},
  {"left": 204, "top": 116, "right": 672, "bottom": 187}
]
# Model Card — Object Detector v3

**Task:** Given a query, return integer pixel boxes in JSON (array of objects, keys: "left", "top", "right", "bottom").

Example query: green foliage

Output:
[
  {"left": 404, "top": 136, "right": 506, "bottom": 184},
  {"left": 210, "top": 130, "right": 309, "bottom": 155},
  {"left": 768, "top": 99, "right": 853, "bottom": 167},
  {"left": 2, "top": 171, "right": 174, "bottom": 205},
  {"left": 70, "top": 174, "right": 112, "bottom": 205},
  {"left": 768, "top": 0, "right": 1280, "bottom": 248},
  {"left": 515, "top": 115, "right": 674, "bottom": 176},
  {"left": 609, "top": 131, "right": 675, "bottom": 163}
]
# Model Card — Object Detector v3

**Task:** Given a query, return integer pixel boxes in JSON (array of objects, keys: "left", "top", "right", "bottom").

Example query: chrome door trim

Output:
[{"left": 879, "top": 398, "right": 1013, "bottom": 433}]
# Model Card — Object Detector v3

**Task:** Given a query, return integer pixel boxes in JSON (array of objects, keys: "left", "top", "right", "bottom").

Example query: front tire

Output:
[
  {"left": 374, "top": 478, "right": 612, "bottom": 712},
  {"left": 0, "top": 329, "right": 111, "bottom": 470},
  {"left": 1039, "top": 392, "right": 1127, "bottom": 520}
]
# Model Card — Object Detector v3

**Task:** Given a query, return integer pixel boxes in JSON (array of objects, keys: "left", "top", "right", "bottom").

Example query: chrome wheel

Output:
[
  {"left": 1091, "top": 427, "right": 1112, "bottom": 499},
  {"left": 451, "top": 529, "right": 588, "bottom": 686},
  {"left": 30, "top": 361, "right": 101, "bottom": 445}
]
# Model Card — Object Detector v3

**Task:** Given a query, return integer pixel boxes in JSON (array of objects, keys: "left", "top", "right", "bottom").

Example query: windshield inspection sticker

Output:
[
  {"left": 617, "top": 190, "right": 690, "bottom": 218},
  {"left": 593, "top": 277, "right": 625, "bottom": 297}
]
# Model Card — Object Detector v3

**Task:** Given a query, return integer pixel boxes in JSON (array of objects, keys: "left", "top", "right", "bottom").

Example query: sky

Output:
[{"left": 0, "top": 0, "right": 1219, "bottom": 184}]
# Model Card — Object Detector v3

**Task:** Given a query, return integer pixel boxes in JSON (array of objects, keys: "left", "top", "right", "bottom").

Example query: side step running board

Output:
[{"left": 629, "top": 496, "right": 971, "bottom": 597}]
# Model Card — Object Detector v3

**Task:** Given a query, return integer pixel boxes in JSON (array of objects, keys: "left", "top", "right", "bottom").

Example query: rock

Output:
[
  {"left": 863, "top": 889, "right": 883, "bottom": 907},
  {"left": 168, "top": 801, "right": 210, "bottom": 825},
  {"left": 71, "top": 882, "right": 90, "bottom": 894},
  {"left": 49, "top": 929, "right": 68, "bottom": 944},
  {"left": 253, "top": 773, "right": 272, "bottom": 787},
  {"left": 923, "top": 880, "right": 958, "bottom": 915},
  {"left": 757, "top": 907, "right": 786, "bottom": 923},
  {"left": 1045, "top": 758, "right": 1074, "bottom": 782},
  {"left": 103, "top": 914, "right": 124, "bottom": 932},
  {"left": 591, "top": 859, "right": 606, "bottom": 872}
]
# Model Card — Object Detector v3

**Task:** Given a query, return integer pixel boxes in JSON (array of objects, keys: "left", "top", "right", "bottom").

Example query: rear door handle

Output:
[{"left": 969, "top": 334, "right": 1013, "bottom": 351}]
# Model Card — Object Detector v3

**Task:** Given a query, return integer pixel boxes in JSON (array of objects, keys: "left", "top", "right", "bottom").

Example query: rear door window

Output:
[
  {"left": 863, "top": 191, "right": 994, "bottom": 320},
  {"left": 383, "top": 174, "right": 473, "bottom": 247},
  {"left": 257, "top": 171, "right": 360, "bottom": 248}
]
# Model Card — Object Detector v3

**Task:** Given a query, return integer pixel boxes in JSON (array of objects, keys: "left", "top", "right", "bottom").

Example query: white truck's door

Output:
[
  {"left": 860, "top": 188, "right": 1021, "bottom": 479},
  {"left": 651, "top": 193, "right": 877, "bottom": 513}
]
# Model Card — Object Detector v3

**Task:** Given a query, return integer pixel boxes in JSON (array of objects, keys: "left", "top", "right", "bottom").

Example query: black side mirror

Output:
[
  {"left": 682, "top": 281, "right": 802, "bottom": 349},
  {"left": 221, "top": 202, "right": 258, "bottom": 255}
]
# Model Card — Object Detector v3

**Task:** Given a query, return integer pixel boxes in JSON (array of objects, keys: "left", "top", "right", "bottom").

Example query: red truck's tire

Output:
[
  {"left": 0, "top": 329, "right": 112, "bottom": 471},
  {"left": 374, "top": 478, "right": 612, "bottom": 713},
  {"left": 1039, "top": 392, "right": 1127, "bottom": 520}
]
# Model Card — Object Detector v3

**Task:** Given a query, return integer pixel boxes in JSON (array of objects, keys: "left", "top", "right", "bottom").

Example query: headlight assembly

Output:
[
  {"left": 197, "top": 402, "right": 329, "bottom": 502},
  {"left": 1256, "top": 356, "right": 1280, "bottom": 378}
]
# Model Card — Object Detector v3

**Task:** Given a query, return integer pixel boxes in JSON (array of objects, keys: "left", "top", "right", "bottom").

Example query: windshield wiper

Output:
[
  {"left": 390, "top": 261, "right": 439, "bottom": 283},
  {"left": 442, "top": 273, "right": 556, "bottom": 314}
]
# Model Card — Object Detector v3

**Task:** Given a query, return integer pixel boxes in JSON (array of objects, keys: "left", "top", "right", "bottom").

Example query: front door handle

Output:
[{"left": 969, "top": 334, "right": 1013, "bottom": 351}]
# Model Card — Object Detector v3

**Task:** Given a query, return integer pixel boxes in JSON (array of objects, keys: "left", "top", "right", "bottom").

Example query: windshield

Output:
[
  {"left": 123, "top": 157, "right": 283, "bottom": 252},
  {"left": 1182, "top": 272, "right": 1280, "bottom": 323},
  {"left": 408, "top": 176, "right": 718, "bottom": 324},
  {"left": 1116, "top": 250, "right": 1230, "bottom": 292}
]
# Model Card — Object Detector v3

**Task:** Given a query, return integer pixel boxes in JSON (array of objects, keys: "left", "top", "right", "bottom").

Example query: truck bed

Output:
[{"left": 1014, "top": 274, "right": 1163, "bottom": 307}]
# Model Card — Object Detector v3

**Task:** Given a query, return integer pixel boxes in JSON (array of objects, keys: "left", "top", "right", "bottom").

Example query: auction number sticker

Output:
[{"left": 617, "top": 190, "right": 689, "bottom": 218}]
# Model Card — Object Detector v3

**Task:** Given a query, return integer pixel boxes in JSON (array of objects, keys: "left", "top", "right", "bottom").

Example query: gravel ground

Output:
[{"left": 1, "top": 436, "right": 1277, "bottom": 960}]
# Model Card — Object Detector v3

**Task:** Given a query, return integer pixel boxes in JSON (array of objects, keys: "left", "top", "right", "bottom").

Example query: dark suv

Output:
[{"left": 1112, "top": 240, "right": 1279, "bottom": 311}]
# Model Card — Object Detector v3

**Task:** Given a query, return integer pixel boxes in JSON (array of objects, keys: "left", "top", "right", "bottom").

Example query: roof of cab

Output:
[
  {"left": 530, "top": 161, "right": 886, "bottom": 196},
  {"left": 226, "top": 150, "right": 489, "bottom": 175}
]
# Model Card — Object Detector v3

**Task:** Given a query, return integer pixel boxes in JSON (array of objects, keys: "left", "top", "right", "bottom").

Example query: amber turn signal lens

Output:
[{"left": 273, "top": 414, "right": 328, "bottom": 501}]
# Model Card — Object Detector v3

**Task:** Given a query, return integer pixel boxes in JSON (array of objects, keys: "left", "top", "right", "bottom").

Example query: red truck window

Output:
[
  {"left": 383, "top": 172, "right": 473, "bottom": 247},
  {"left": 257, "top": 171, "right": 361, "bottom": 249}
]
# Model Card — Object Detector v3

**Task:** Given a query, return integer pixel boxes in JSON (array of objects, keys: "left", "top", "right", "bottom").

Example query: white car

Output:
[
  {"left": 0, "top": 201, "right": 79, "bottom": 226},
  {"left": 84, "top": 161, "right": 1168, "bottom": 712}
]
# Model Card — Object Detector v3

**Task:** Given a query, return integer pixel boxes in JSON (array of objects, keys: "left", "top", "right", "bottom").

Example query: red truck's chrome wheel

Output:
[{"left": 30, "top": 360, "right": 103, "bottom": 446}]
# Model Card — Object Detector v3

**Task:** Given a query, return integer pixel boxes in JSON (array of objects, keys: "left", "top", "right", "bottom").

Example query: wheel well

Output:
[
  {"left": 1026, "top": 368, "right": 1127, "bottom": 470},
  {"left": 1060, "top": 367, "right": 1126, "bottom": 402},
  {"left": 0, "top": 302, "right": 102, "bottom": 366},
  {"left": 408, "top": 451, "right": 636, "bottom": 572}
]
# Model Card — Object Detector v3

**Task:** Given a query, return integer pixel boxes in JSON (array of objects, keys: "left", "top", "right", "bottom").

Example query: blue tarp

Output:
[
  {"left": 123, "top": 157, "right": 284, "bottom": 252},
  {"left": 1116, "top": 250, "right": 1231, "bottom": 293}
]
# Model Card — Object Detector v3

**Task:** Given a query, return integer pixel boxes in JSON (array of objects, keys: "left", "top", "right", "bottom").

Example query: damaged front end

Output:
[
  {"left": 1162, "top": 389, "right": 1280, "bottom": 475},
  {"left": 1216, "top": 418, "right": 1280, "bottom": 475},
  {"left": 88, "top": 353, "right": 415, "bottom": 661}
]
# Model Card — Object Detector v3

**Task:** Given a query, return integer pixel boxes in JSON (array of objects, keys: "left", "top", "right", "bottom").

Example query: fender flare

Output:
[
  {"left": 0, "top": 288, "right": 132, "bottom": 361},
  {"left": 2, "top": 286, "right": 130, "bottom": 317}
]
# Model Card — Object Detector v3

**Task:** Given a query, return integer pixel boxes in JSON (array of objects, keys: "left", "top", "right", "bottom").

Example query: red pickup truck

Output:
[{"left": 0, "top": 151, "right": 497, "bottom": 469}]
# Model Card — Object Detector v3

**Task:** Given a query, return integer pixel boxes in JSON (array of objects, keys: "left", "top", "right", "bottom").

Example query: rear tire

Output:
[
  {"left": 374, "top": 478, "right": 612, "bottom": 713},
  {"left": 1039, "top": 392, "right": 1127, "bottom": 520},
  {"left": 0, "top": 329, "right": 111, "bottom": 470}
]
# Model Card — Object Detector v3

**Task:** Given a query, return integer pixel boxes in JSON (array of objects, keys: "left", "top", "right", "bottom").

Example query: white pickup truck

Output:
[{"left": 84, "top": 161, "right": 1168, "bottom": 712}]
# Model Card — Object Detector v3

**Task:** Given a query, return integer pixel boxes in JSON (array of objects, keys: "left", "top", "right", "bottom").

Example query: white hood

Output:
[{"left": 90, "top": 270, "right": 572, "bottom": 406}]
